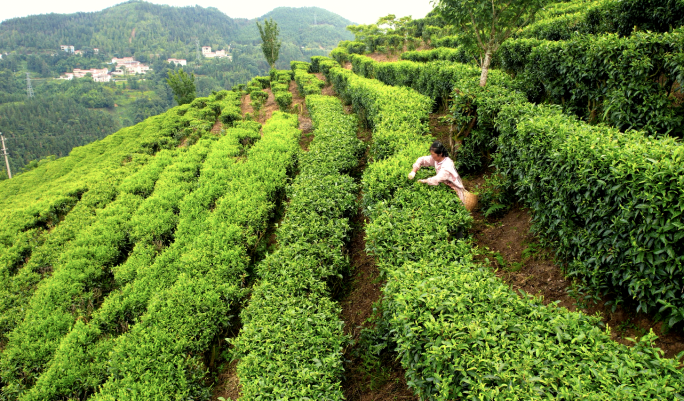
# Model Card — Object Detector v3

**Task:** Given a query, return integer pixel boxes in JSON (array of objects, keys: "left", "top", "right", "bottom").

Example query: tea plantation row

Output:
[
  {"left": 234, "top": 91, "right": 364, "bottom": 398},
  {"left": 311, "top": 56, "right": 684, "bottom": 399},
  {"left": 0, "top": 91, "right": 303, "bottom": 398}
]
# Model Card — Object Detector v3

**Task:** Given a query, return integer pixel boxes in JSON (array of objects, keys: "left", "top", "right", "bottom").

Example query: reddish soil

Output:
[
  {"left": 318, "top": 73, "right": 338, "bottom": 97},
  {"left": 289, "top": 80, "right": 314, "bottom": 151},
  {"left": 210, "top": 120, "right": 223, "bottom": 135},
  {"left": 240, "top": 89, "right": 279, "bottom": 126}
]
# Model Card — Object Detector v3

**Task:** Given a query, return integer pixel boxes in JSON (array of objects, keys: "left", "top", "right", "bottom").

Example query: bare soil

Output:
[
  {"left": 240, "top": 89, "right": 279, "bottom": 126},
  {"left": 289, "top": 80, "right": 314, "bottom": 151},
  {"left": 211, "top": 360, "right": 241, "bottom": 401},
  {"left": 210, "top": 119, "right": 223, "bottom": 135}
]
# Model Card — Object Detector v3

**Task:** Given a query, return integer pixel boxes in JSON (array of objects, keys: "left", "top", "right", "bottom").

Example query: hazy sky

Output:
[{"left": 1, "top": 0, "right": 436, "bottom": 25}]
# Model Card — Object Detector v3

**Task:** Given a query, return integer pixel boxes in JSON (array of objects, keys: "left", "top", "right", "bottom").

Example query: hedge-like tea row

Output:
[
  {"left": 270, "top": 69, "right": 293, "bottom": 111},
  {"left": 517, "top": 0, "right": 684, "bottom": 40},
  {"left": 233, "top": 95, "right": 363, "bottom": 399},
  {"left": 498, "top": 31, "right": 684, "bottom": 136},
  {"left": 401, "top": 46, "right": 476, "bottom": 65},
  {"left": 291, "top": 61, "right": 325, "bottom": 96},
  {"left": 0, "top": 90, "right": 240, "bottom": 314},
  {"left": 493, "top": 98, "right": 684, "bottom": 327},
  {"left": 0, "top": 92, "right": 240, "bottom": 391},
  {"left": 344, "top": 53, "right": 514, "bottom": 108},
  {"left": 449, "top": 74, "right": 684, "bottom": 327},
  {"left": 3, "top": 126, "right": 253, "bottom": 398},
  {"left": 73, "top": 112, "right": 300, "bottom": 400},
  {"left": 15, "top": 123, "right": 261, "bottom": 400},
  {"left": 317, "top": 58, "right": 432, "bottom": 161},
  {"left": 337, "top": 63, "right": 684, "bottom": 399}
]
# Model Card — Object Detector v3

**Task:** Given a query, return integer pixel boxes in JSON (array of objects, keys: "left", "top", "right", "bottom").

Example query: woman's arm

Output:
[
  {"left": 418, "top": 167, "right": 450, "bottom": 185},
  {"left": 411, "top": 155, "right": 434, "bottom": 173}
]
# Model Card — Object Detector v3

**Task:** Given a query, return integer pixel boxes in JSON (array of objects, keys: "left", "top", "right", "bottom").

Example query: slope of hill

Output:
[
  {"left": 0, "top": 1, "right": 354, "bottom": 55},
  {"left": 0, "top": 1, "right": 354, "bottom": 175}
]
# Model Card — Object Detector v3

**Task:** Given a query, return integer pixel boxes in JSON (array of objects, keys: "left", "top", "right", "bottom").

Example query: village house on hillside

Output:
[
  {"left": 167, "top": 58, "right": 187, "bottom": 66},
  {"left": 201, "top": 46, "right": 232, "bottom": 60},
  {"left": 60, "top": 68, "right": 111, "bottom": 82},
  {"left": 111, "top": 57, "right": 150, "bottom": 75},
  {"left": 60, "top": 45, "right": 75, "bottom": 53},
  {"left": 58, "top": 56, "right": 150, "bottom": 81}
]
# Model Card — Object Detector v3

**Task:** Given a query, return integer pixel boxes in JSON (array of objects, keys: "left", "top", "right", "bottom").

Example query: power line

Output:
[
  {"left": 1, "top": 133, "right": 12, "bottom": 179},
  {"left": 26, "top": 72, "right": 34, "bottom": 98}
]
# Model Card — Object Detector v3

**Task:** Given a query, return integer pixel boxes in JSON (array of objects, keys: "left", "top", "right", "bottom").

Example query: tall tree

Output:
[
  {"left": 166, "top": 69, "right": 196, "bottom": 105},
  {"left": 256, "top": 18, "right": 281, "bottom": 69},
  {"left": 433, "top": 0, "right": 547, "bottom": 86}
]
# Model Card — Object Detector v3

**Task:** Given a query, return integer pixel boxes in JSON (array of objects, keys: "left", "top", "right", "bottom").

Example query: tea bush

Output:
[
  {"left": 323, "top": 57, "right": 684, "bottom": 399},
  {"left": 234, "top": 95, "right": 363, "bottom": 399},
  {"left": 498, "top": 31, "right": 684, "bottom": 136}
]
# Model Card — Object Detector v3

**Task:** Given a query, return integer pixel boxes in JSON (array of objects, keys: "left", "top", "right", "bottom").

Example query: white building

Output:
[
  {"left": 167, "top": 58, "right": 187, "bottom": 66},
  {"left": 60, "top": 45, "right": 75, "bottom": 53},
  {"left": 201, "top": 46, "right": 231, "bottom": 59},
  {"left": 111, "top": 57, "right": 150, "bottom": 75},
  {"left": 60, "top": 68, "right": 111, "bottom": 82}
]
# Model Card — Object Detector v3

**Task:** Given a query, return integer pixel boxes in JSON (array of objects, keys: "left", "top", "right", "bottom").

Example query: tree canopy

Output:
[
  {"left": 433, "top": 0, "right": 548, "bottom": 86},
  {"left": 257, "top": 18, "right": 282, "bottom": 69},
  {"left": 166, "top": 69, "right": 196, "bottom": 105}
]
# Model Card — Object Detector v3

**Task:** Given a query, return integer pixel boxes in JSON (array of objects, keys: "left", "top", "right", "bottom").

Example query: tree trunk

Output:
[{"left": 479, "top": 51, "right": 492, "bottom": 87}]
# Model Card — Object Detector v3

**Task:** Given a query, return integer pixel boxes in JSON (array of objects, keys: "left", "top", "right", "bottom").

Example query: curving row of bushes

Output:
[
  {"left": 233, "top": 95, "right": 364, "bottom": 399},
  {"left": 0, "top": 91, "right": 240, "bottom": 354},
  {"left": 498, "top": 31, "right": 684, "bottom": 137},
  {"left": 86, "top": 112, "right": 299, "bottom": 400},
  {"left": 344, "top": 53, "right": 514, "bottom": 110},
  {"left": 516, "top": 0, "right": 684, "bottom": 40},
  {"left": 291, "top": 61, "right": 325, "bottom": 96},
  {"left": 267, "top": 69, "right": 293, "bottom": 111},
  {"left": 323, "top": 57, "right": 684, "bottom": 399}
]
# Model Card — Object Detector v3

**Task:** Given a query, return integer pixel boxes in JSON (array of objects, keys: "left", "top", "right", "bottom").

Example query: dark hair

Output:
[{"left": 429, "top": 140, "right": 449, "bottom": 158}]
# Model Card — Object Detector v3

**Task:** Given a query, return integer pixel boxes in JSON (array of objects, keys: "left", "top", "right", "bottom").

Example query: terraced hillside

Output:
[{"left": 1, "top": 2, "right": 684, "bottom": 399}]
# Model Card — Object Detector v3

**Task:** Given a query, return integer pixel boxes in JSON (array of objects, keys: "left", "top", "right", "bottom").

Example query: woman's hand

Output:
[
  {"left": 408, "top": 171, "right": 416, "bottom": 179},
  {"left": 417, "top": 179, "right": 427, "bottom": 184}
]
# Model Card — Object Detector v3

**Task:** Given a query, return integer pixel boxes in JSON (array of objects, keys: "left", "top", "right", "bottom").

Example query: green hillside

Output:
[
  {"left": 1, "top": 0, "right": 683, "bottom": 399},
  {"left": 0, "top": 1, "right": 353, "bottom": 175},
  {"left": 0, "top": 1, "right": 353, "bottom": 55}
]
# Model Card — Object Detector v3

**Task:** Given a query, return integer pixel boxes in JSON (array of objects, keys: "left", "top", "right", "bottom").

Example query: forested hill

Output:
[
  {"left": 0, "top": 1, "right": 354, "bottom": 55},
  {"left": 238, "top": 7, "right": 355, "bottom": 49}
]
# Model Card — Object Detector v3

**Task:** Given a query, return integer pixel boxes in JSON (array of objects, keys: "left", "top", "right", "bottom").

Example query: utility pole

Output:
[
  {"left": 195, "top": 38, "right": 201, "bottom": 62},
  {"left": 1, "top": 133, "right": 12, "bottom": 179},
  {"left": 26, "top": 72, "right": 34, "bottom": 98}
]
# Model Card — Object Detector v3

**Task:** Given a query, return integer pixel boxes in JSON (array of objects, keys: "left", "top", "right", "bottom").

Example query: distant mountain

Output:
[
  {"left": 241, "top": 7, "right": 356, "bottom": 49},
  {"left": 0, "top": 1, "right": 354, "bottom": 55}
]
